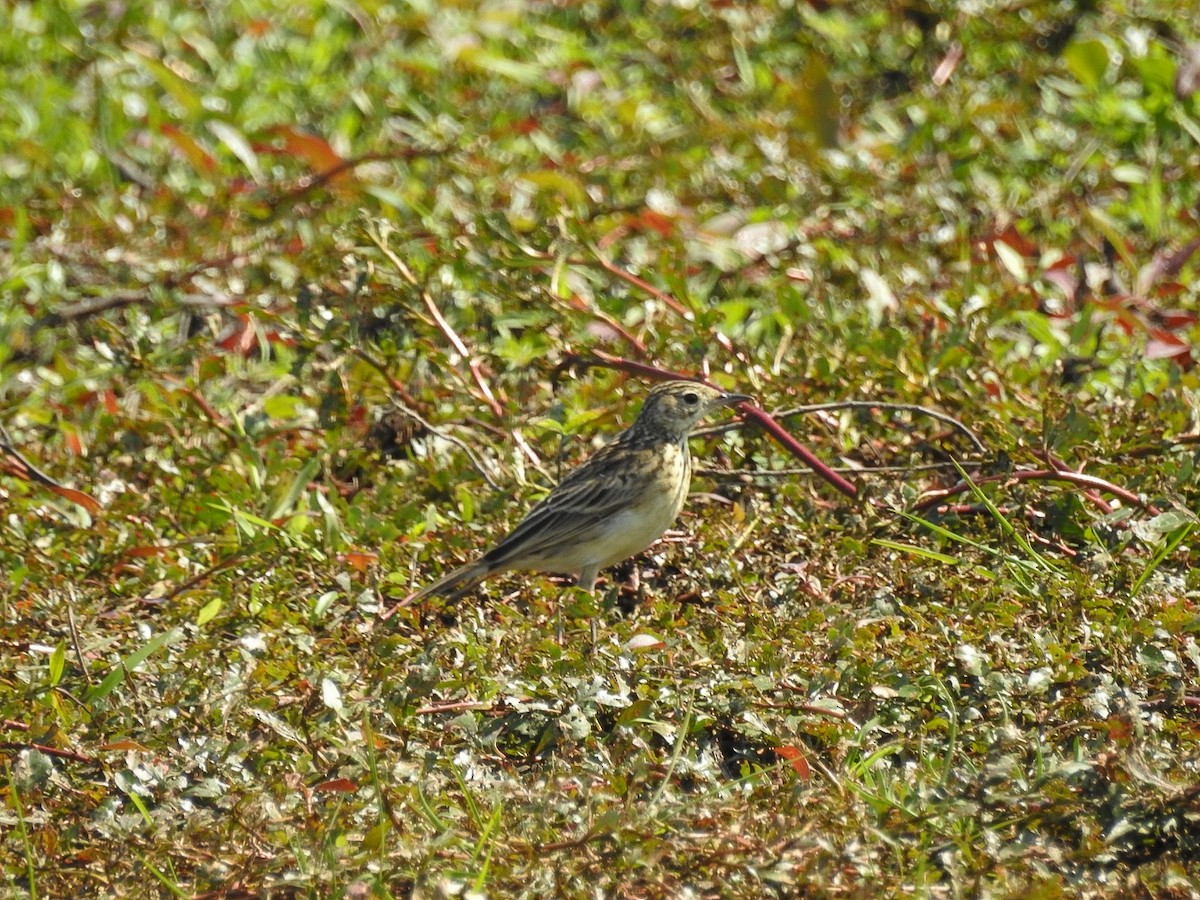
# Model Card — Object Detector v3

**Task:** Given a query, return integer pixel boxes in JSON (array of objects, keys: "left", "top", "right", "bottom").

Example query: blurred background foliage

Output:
[{"left": 3, "top": 0, "right": 1200, "bottom": 896}]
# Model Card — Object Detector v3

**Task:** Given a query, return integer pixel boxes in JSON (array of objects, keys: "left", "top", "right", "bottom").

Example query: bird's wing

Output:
[{"left": 481, "top": 446, "right": 649, "bottom": 569}]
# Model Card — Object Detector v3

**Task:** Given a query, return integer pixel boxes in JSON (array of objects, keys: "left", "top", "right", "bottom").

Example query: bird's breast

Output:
[{"left": 588, "top": 441, "right": 691, "bottom": 569}]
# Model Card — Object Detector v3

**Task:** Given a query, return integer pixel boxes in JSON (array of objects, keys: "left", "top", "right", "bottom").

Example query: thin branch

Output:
[
  {"left": 0, "top": 741, "right": 94, "bottom": 764},
  {"left": 512, "top": 241, "right": 737, "bottom": 353},
  {"left": 913, "top": 467, "right": 1156, "bottom": 514},
  {"left": 0, "top": 422, "right": 102, "bottom": 514},
  {"left": 1034, "top": 449, "right": 1113, "bottom": 515},
  {"left": 365, "top": 225, "right": 505, "bottom": 419},
  {"left": 1117, "top": 432, "right": 1200, "bottom": 459},
  {"left": 33, "top": 290, "right": 240, "bottom": 329},
  {"left": 773, "top": 401, "right": 986, "bottom": 454},
  {"left": 591, "top": 252, "right": 693, "bottom": 319},
  {"left": 694, "top": 460, "right": 983, "bottom": 478},
  {"left": 350, "top": 346, "right": 426, "bottom": 410},
  {"left": 67, "top": 587, "right": 93, "bottom": 686},
  {"left": 544, "top": 286, "right": 648, "bottom": 357},
  {"left": 388, "top": 400, "right": 503, "bottom": 491},
  {"left": 158, "top": 549, "right": 256, "bottom": 604},
  {"left": 555, "top": 349, "right": 692, "bottom": 388},
  {"left": 414, "top": 699, "right": 507, "bottom": 716},
  {"left": 736, "top": 404, "right": 860, "bottom": 499}
]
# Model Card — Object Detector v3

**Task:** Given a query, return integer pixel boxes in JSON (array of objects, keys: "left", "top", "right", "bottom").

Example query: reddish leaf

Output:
[
  {"left": 1149, "top": 283, "right": 1188, "bottom": 300},
  {"left": 1, "top": 439, "right": 102, "bottom": 515},
  {"left": 160, "top": 124, "right": 218, "bottom": 174},
  {"left": 1105, "top": 716, "right": 1133, "bottom": 742},
  {"left": 1152, "top": 308, "right": 1197, "bottom": 329},
  {"left": 511, "top": 115, "right": 541, "bottom": 135},
  {"left": 312, "top": 778, "right": 358, "bottom": 794},
  {"left": 631, "top": 210, "right": 677, "bottom": 238},
  {"left": 340, "top": 551, "right": 377, "bottom": 572},
  {"left": 1042, "top": 256, "right": 1081, "bottom": 301},
  {"left": 99, "top": 739, "right": 151, "bottom": 752},
  {"left": 46, "top": 484, "right": 103, "bottom": 515},
  {"left": 774, "top": 745, "right": 812, "bottom": 780},
  {"left": 1136, "top": 237, "right": 1200, "bottom": 297},
  {"left": 123, "top": 545, "right": 167, "bottom": 559},
  {"left": 260, "top": 125, "right": 346, "bottom": 177},
  {"left": 1145, "top": 328, "right": 1194, "bottom": 368},
  {"left": 216, "top": 315, "right": 258, "bottom": 355},
  {"left": 991, "top": 226, "right": 1039, "bottom": 258},
  {"left": 62, "top": 426, "right": 84, "bottom": 457}
]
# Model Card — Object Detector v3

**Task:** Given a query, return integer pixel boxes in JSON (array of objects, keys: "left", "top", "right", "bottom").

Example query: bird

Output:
[{"left": 405, "top": 380, "right": 752, "bottom": 605}]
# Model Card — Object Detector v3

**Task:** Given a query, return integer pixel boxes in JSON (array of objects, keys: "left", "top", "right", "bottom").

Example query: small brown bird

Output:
[{"left": 407, "top": 380, "right": 751, "bottom": 603}]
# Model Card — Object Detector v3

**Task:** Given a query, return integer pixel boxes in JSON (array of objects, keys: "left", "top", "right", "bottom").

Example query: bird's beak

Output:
[{"left": 718, "top": 391, "right": 753, "bottom": 408}]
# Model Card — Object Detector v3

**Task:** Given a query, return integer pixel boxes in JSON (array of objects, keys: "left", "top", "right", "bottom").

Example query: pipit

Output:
[{"left": 407, "top": 380, "right": 751, "bottom": 603}]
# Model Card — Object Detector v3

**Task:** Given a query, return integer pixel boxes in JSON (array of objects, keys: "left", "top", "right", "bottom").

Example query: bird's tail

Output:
[{"left": 397, "top": 559, "right": 492, "bottom": 608}]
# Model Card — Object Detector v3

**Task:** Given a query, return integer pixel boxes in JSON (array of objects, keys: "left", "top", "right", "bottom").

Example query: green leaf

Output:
[
  {"left": 269, "top": 457, "right": 323, "bottom": 520},
  {"left": 1064, "top": 39, "right": 1109, "bottom": 90},
  {"left": 196, "top": 596, "right": 222, "bottom": 627},
  {"left": 262, "top": 395, "right": 302, "bottom": 420},
  {"left": 48, "top": 641, "right": 66, "bottom": 686},
  {"left": 873, "top": 539, "right": 960, "bottom": 565},
  {"left": 84, "top": 629, "right": 183, "bottom": 706}
]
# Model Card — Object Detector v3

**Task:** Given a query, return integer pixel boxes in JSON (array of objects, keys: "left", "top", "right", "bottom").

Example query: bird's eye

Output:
[{"left": 682, "top": 391, "right": 699, "bottom": 405}]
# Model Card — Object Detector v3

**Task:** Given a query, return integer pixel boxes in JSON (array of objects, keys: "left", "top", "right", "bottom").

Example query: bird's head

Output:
[{"left": 627, "top": 380, "right": 752, "bottom": 443}]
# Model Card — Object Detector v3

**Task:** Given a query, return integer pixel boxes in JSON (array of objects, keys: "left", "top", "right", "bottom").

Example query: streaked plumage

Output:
[{"left": 407, "top": 381, "right": 751, "bottom": 603}]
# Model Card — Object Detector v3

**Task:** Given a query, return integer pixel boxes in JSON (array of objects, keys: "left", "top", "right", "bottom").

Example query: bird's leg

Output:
[
  {"left": 552, "top": 585, "right": 567, "bottom": 645},
  {"left": 556, "top": 567, "right": 601, "bottom": 645},
  {"left": 577, "top": 567, "right": 598, "bottom": 594}
]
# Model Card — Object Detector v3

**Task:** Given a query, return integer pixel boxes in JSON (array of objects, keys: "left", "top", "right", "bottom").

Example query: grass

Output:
[{"left": 3, "top": 0, "right": 1200, "bottom": 896}]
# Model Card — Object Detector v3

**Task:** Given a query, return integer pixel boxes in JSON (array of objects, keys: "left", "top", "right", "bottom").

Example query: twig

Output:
[
  {"left": 350, "top": 346, "right": 425, "bottom": 410},
  {"left": 178, "top": 386, "right": 240, "bottom": 449},
  {"left": 265, "top": 148, "right": 451, "bottom": 212},
  {"left": 555, "top": 349, "right": 692, "bottom": 387},
  {"left": 1118, "top": 433, "right": 1200, "bottom": 459},
  {"left": 736, "top": 404, "right": 860, "bottom": 499},
  {"left": 914, "top": 468, "right": 1155, "bottom": 514},
  {"left": 158, "top": 550, "right": 255, "bottom": 604},
  {"left": 0, "top": 742, "right": 94, "bottom": 764},
  {"left": 772, "top": 401, "right": 986, "bottom": 454},
  {"left": 66, "top": 586, "right": 93, "bottom": 686},
  {"left": 512, "top": 241, "right": 737, "bottom": 353},
  {"left": 32, "top": 290, "right": 241, "bottom": 329},
  {"left": 591, "top": 253, "right": 693, "bottom": 319},
  {"left": 387, "top": 400, "right": 502, "bottom": 491},
  {"left": 414, "top": 699, "right": 508, "bottom": 716},
  {"left": 694, "top": 461, "right": 983, "bottom": 478},
  {"left": 522, "top": 831, "right": 615, "bottom": 854},
  {"left": 755, "top": 697, "right": 856, "bottom": 723},
  {"left": 545, "top": 286, "right": 648, "bottom": 357},
  {"left": 1034, "top": 449, "right": 1113, "bottom": 515},
  {"left": 365, "top": 225, "right": 505, "bottom": 418},
  {"left": 0, "top": 422, "right": 102, "bottom": 514}
]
